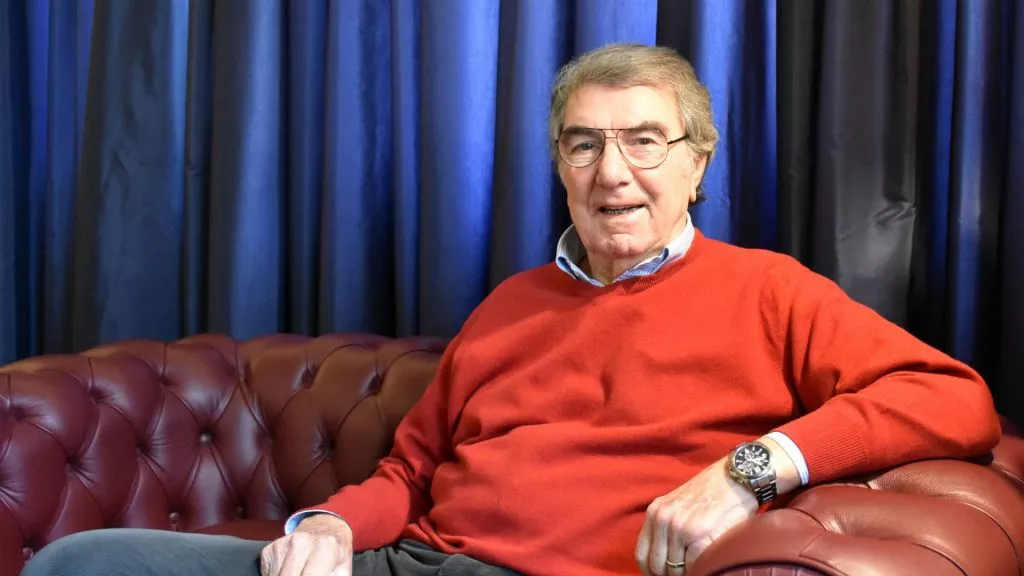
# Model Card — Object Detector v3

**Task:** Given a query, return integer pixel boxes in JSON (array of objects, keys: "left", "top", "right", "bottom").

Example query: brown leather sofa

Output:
[{"left": 2, "top": 333, "right": 1023, "bottom": 575}]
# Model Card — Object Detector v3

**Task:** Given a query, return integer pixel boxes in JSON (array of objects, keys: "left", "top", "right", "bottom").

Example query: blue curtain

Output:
[
  {"left": 1, "top": 0, "right": 94, "bottom": 357},
  {"left": 1, "top": 0, "right": 1021, "bottom": 422}
]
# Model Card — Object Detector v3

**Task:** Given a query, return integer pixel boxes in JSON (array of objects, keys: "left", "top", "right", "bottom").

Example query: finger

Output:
[
  {"left": 279, "top": 535, "right": 312, "bottom": 576},
  {"left": 329, "top": 552, "right": 354, "bottom": 576},
  {"left": 266, "top": 541, "right": 292, "bottom": 576},
  {"left": 297, "top": 539, "right": 340, "bottom": 576},
  {"left": 665, "top": 548, "right": 687, "bottom": 576},
  {"left": 636, "top": 506, "right": 655, "bottom": 576},
  {"left": 685, "top": 535, "right": 714, "bottom": 566},
  {"left": 260, "top": 545, "right": 275, "bottom": 576},
  {"left": 648, "top": 504, "right": 674, "bottom": 576},
  {"left": 665, "top": 518, "right": 688, "bottom": 576}
]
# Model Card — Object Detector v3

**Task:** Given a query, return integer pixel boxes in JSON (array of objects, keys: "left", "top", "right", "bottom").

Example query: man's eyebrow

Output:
[
  {"left": 560, "top": 121, "right": 671, "bottom": 132},
  {"left": 561, "top": 124, "right": 596, "bottom": 134},
  {"left": 630, "top": 120, "right": 670, "bottom": 132}
]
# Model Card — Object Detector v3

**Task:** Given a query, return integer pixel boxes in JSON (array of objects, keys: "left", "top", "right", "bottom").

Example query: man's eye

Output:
[{"left": 573, "top": 142, "right": 597, "bottom": 152}]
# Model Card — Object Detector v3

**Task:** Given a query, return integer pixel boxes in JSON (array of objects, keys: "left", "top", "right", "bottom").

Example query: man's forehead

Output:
[{"left": 563, "top": 84, "right": 682, "bottom": 132}]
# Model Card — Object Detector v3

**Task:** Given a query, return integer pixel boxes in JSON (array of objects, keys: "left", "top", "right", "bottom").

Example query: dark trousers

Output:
[{"left": 21, "top": 528, "right": 518, "bottom": 576}]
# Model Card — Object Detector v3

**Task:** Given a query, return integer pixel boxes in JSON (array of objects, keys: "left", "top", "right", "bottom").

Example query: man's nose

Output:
[{"left": 594, "top": 139, "right": 632, "bottom": 188}]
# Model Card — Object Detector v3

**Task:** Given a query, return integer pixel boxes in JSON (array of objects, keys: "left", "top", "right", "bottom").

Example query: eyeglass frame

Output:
[{"left": 554, "top": 125, "right": 690, "bottom": 169}]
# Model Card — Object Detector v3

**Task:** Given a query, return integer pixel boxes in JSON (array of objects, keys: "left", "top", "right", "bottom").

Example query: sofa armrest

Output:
[{"left": 690, "top": 452, "right": 1024, "bottom": 576}]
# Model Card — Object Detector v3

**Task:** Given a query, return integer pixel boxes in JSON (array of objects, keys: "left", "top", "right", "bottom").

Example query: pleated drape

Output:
[{"left": 1, "top": 0, "right": 1021, "bottom": 424}]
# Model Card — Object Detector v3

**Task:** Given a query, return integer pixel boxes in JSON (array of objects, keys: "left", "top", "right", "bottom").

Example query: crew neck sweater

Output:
[{"left": 308, "top": 230, "right": 1000, "bottom": 576}]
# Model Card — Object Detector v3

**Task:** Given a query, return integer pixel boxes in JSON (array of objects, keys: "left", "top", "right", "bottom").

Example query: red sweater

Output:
[{"left": 310, "top": 230, "right": 1000, "bottom": 575}]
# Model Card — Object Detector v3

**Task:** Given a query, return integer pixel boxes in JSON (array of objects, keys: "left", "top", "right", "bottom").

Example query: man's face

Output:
[{"left": 557, "top": 84, "right": 706, "bottom": 267}]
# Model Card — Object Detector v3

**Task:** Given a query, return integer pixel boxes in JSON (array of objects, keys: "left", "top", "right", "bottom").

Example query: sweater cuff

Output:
[
  {"left": 772, "top": 411, "right": 868, "bottom": 484},
  {"left": 284, "top": 510, "right": 349, "bottom": 534}
]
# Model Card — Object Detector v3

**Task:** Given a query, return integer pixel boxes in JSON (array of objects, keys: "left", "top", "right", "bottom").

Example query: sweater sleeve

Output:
[
  {"left": 766, "top": 259, "right": 1002, "bottom": 485},
  {"left": 293, "top": 329, "right": 466, "bottom": 551}
]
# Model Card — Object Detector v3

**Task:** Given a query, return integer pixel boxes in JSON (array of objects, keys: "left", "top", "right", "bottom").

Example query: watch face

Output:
[{"left": 732, "top": 443, "right": 771, "bottom": 479}]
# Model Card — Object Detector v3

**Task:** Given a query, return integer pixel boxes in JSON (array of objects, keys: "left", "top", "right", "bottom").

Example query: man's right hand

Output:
[{"left": 261, "top": 514, "right": 354, "bottom": 576}]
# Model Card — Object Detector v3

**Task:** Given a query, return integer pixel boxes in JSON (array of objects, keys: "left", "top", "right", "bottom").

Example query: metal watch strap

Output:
[{"left": 753, "top": 482, "right": 777, "bottom": 505}]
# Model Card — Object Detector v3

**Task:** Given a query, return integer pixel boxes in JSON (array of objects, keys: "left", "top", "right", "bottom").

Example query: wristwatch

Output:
[{"left": 727, "top": 441, "right": 778, "bottom": 505}]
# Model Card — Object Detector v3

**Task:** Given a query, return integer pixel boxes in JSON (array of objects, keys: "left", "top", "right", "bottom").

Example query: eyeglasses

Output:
[{"left": 556, "top": 126, "right": 687, "bottom": 169}]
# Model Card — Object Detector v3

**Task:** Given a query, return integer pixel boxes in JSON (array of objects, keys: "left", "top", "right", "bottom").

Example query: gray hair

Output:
[{"left": 548, "top": 43, "right": 719, "bottom": 197}]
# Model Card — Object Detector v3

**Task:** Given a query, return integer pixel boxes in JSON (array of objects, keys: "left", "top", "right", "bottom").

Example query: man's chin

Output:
[{"left": 594, "top": 238, "right": 655, "bottom": 260}]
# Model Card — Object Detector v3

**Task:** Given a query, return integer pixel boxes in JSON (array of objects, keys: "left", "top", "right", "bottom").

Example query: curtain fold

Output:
[
  {"left": 390, "top": 0, "right": 421, "bottom": 337},
  {"left": 488, "top": 0, "right": 572, "bottom": 290},
  {"left": 285, "top": 0, "right": 328, "bottom": 337},
  {"left": 658, "top": 0, "right": 778, "bottom": 249},
  {"left": 48, "top": 0, "right": 94, "bottom": 354},
  {"left": 943, "top": 0, "right": 1010, "bottom": 375},
  {"left": 909, "top": 0, "right": 957, "bottom": 354},
  {"left": 320, "top": 0, "right": 395, "bottom": 336},
  {"left": 416, "top": 0, "right": 500, "bottom": 338},
  {"left": 205, "top": 0, "right": 285, "bottom": 339},
  {"left": 0, "top": 0, "right": 94, "bottom": 359},
  {"left": 574, "top": 0, "right": 657, "bottom": 52},
  {"left": 998, "top": 0, "right": 1024, "bottom": 421},
  {"left": 73, "top": 0, "right": 189, "bottom": 350},
  {"left": 182, "top": 0, "right": 213, "bottom": 337},
  {"left": 0, "top": 0, "right": 30, "bottom": 361},
  {"left": 809, "top": 0, "right": 921, "bottom": 324},
  {"left": 1, "top": 0, "right": 1021, "bottom": 424},
  {"left": 775, "top": 0, "right": 818, "bottom": 266}
]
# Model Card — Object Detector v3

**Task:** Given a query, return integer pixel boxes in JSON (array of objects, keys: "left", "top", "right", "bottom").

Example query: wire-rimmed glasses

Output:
[{"left": 556, "top": 125, "right": 687, "bottom": 169}]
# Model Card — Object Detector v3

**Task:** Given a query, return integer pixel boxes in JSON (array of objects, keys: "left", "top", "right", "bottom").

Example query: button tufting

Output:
[
  {"left": 321, "top": 439, "right": 334, "bottom": 454},
  {"left": 236, "top": 506, "right": 246, "bottom": 518},
  {"left": 22, "top": 546, "right": 33, "bottom": 559},
  {"left": 169, "top": 512, "right": 180, "bottom": 523},
  {"left": 199, "top": 432, "right": 212, "bottom": 444}
]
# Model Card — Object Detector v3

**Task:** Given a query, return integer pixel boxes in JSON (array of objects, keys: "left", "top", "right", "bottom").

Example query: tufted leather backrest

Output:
[
  {"left": 4, "top": 333, "right": 1024, "bottom": 576},
  {"left": 0, "top": 334, "right": 446, "bottom": 572}
]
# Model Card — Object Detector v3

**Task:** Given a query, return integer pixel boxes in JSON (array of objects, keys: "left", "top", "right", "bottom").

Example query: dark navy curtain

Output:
[{"left": 1, "top": 0, "right": 1021, "bottom": 423}]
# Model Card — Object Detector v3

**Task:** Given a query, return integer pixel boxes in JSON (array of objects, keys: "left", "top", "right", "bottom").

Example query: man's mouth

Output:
[{"left": 599, "top": 205, "right": 644, "bottom": 216}]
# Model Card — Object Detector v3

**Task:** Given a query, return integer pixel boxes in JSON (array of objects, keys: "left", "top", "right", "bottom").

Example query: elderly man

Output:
[{"left": 24, "top": 43, "right": 999, "bottom": 576}]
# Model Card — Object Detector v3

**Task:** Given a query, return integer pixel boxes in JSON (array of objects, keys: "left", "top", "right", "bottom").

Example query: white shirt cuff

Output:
[
  {"left": 283, "top": 509, "right": 347, "bottom": 534},
  {"left": 765, "top": 431, "right": 810, "bottom": 485}
]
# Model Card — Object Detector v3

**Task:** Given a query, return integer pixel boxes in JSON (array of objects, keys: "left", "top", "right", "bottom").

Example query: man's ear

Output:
[{"left": 689, "top": 155, "right": 708, "bottom": 204}]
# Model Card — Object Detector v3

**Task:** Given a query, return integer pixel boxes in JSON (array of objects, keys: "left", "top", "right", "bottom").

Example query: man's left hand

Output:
[{"left": 635, "top": 437, "right": 800, "bottom": 576}]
